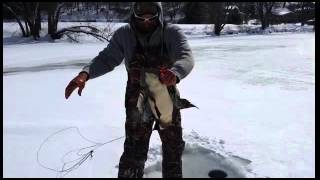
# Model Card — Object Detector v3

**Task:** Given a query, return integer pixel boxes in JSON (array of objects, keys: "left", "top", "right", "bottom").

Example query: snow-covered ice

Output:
[{"left": 3, "top": 22, "right": 315, "bottom": 178}]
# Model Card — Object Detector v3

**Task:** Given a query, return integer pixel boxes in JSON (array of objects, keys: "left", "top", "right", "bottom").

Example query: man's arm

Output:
[
  {"left": 81, "top": 27, "right": 125, "bottom": 80},
  {"left": 167, "top": 25, "right": 195, "bottom": 82}
]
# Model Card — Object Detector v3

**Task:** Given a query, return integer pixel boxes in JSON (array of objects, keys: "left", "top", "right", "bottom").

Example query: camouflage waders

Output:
[{"left": 117, "top": 35, "right": 188, "bottom": 178}]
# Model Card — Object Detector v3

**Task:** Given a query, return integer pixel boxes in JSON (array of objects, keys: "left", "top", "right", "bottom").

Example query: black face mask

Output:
[{"left": 134, "top": 16, "right": 159, "bottom": 34}]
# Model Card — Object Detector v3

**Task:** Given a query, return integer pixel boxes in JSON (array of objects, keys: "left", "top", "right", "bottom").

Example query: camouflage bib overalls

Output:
[{"left": 118, "top": 31, "right": 195, "bottom": 178}]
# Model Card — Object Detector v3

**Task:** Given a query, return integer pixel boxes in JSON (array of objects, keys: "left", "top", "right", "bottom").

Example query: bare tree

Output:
[
  {"left": 3, "top": 2, "right": 27, "bottom": 37},
  {"left": 3, "top": 2, "right": 123, "bottom": 42},
  {"left": 206, "top": 2, "right": 234, "bottom": 35},
  {"left": 18, "top": 2, "right": 41, "bottom": 39},
  {"left": 3, "top": 2, "right": 42, "bottom": 39},
  {"left": 255, "top": 2, "right": 275, "bottom": 30},
  {"left": 163, "top": 2, "right": 184, "bottom": 23},
  {"left": 95, "top": 2, "right": 100, "bottom": 15},
  {"left": 182, "top": 2, "right": 209, "bottom": 24},
  {"left": 235, "top": 2, "right": 256, "bottom": 24},
  {"left": 297, "top": 2, "right": 315, "bottom": 26},
  {"left": 41, "top": 2, "right": 64, "bottom": 36},
  {"left": 52, "top": 25, "right": 112, "bottom": 43}
]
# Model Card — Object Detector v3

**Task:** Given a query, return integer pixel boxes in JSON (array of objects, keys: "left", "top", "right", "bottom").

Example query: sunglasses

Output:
[{"left": 134, "top": 13, "right": 158, "bottom": 23}]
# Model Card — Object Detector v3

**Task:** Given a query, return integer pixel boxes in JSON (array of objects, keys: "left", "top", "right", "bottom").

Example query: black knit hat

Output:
[{"left": 134, "top": 2, "right": 158, "bottom": 15}]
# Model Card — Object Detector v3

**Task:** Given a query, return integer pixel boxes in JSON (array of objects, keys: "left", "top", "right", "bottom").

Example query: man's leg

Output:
[
  {"left": 158, "top": 110, "right": 185, "bottom": 178},
  {"left": 118, "top": 108, "right": 154, "bottom": 178}
]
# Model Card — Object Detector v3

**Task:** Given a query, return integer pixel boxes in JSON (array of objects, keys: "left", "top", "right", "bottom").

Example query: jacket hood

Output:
[
  {"left": 129, "top": 2, "right": 166, "bottom": 55},
  {"left": 129, "top": 2, "right": 164, "bottom": 29}
]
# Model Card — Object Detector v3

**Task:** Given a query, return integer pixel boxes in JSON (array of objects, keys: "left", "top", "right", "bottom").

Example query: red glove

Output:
[
  {"left": 65, "top": 72, "right": 89, "bottom": 99},
  {"left": 159, "top": 68, "right": 177, "bottom": 86}
]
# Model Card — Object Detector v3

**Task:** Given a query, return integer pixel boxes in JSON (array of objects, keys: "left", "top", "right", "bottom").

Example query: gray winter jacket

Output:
[{"left": 82, "top": 2, "right": 194, "bottom": 82}]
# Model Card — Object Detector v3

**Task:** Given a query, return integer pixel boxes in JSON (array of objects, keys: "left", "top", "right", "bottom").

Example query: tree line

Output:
[
  {"left": 180, "top": 2, "right": 314, "bottom": 35},
  {"left": 3, "top": 2, "right": 315, "bottom": 40}
]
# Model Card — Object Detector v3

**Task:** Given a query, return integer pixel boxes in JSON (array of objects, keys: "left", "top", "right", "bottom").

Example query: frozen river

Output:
[{"left": 3, "top": 32, "right": 315, "bottom": 178}]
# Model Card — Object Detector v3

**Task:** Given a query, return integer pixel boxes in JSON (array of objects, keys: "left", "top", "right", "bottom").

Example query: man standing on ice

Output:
[{"left": 65, "top": 2, "right": 194, "bottom": 178}]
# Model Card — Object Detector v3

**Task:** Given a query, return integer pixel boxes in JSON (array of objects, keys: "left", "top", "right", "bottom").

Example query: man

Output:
[{"left": 65, "top": 2, "right": 194, "bottom": 178}]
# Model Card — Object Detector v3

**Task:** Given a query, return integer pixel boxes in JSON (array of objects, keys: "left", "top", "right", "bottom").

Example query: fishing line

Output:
[{"left": 36, "top": 126, "right": 125, "bottom": 178}]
